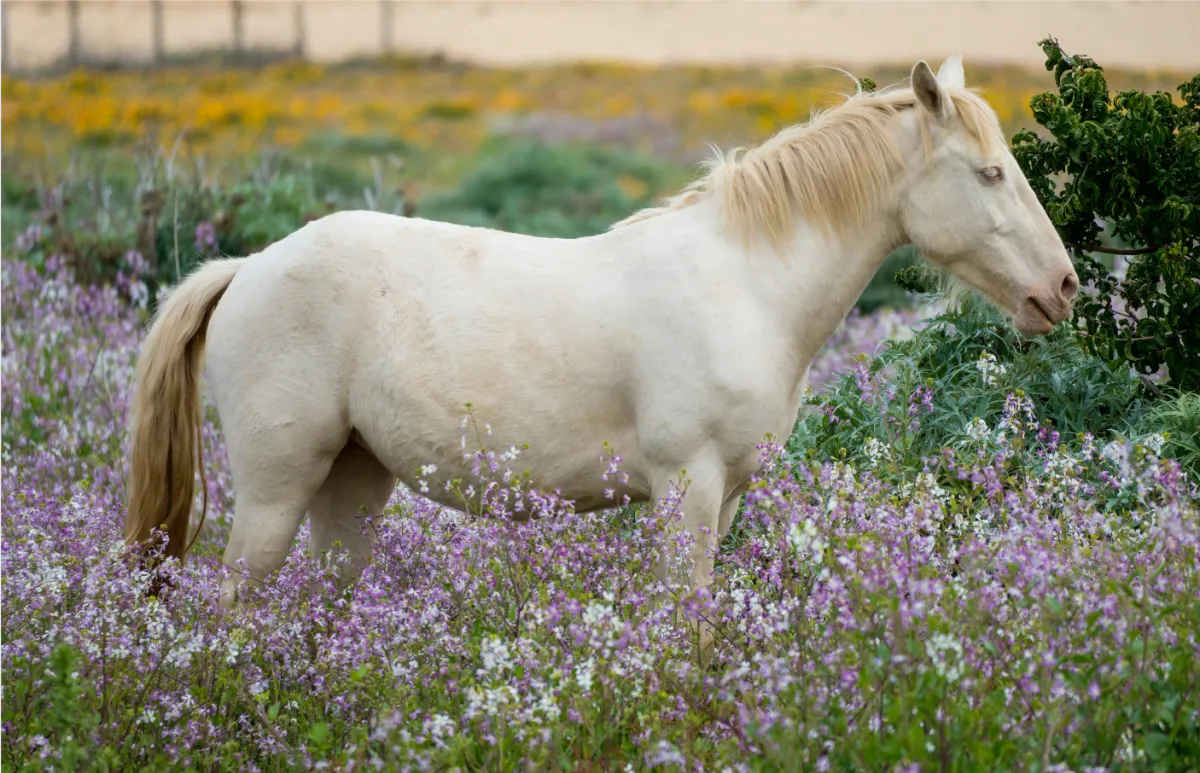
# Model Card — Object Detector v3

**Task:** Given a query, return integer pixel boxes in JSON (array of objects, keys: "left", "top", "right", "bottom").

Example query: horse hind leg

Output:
[
  {"left": 307, "top": 439, "right": 397, "bottom": 588},
  {"left": 216, "top": 423, "right": 345, "bottom": 611}
]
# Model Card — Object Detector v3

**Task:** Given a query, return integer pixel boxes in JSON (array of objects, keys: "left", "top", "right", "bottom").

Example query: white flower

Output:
[
  {"left": 575, "top": 657, "right": 596, "bottom": 693},
  {"left": 478, "top": 636, "right": 512, "bottom": 674},
  {"left": 787, "top": 518, "right": 826, "bottom": 565},
  {"left": 863, "top": 436, "right": 890, "bottom": 467},
  {"left": 898, "top": 471, "right": 948, "bottom": 504},
  {"left": 462, "top": 684, "right": 518, "bottom": 721},
  {"left": 535, "top": 685, "right": 561, "bottom": 721},
  {"left": 975, "top": 351, "right": 1008, "bottom": 386},
  {"left": 582, "top": 600, "right": 614, "bottom": 626},
  {"left": 965, "top": 417, "right": 990, "bottom": 442},
  {"left": 924, "top": 632, "right": 965, "bottom": 682},
  {"left": 1102, "top": 440, "right": 1127, "bottom": 464},
  {"left": 1141, "top": 432, "right": 1167, "bottom": 455},
  {"left": 425, "top": 713, "right": 457, "bottom": 748}
]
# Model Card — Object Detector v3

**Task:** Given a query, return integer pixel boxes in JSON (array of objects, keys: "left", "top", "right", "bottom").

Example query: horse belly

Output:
[
  {"left": 347, "top": 347, "right": 648, "bottom": 514},
  {"left": 353, "top": 401, "right": 646, "bottom": 514}
]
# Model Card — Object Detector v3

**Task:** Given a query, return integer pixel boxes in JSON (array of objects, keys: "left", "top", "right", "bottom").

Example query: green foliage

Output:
[
  {"left": 2, "top": 171, "right": 42, "bottom": 237},
  {"left": 418, "top": 138, "right": 678, "bottom": 239},
  {"left": 3, "top": 645, "right": 107, "bottom": 772},
  {"left": 860, "top": 245, "right": 921, "bottom": 312},
  {"left": 1011, "top": 37, "right": 1200, "bottom": 392},
  {"left": 4, "top": 138, "right": 679, "bottom": 282},
  {"left": 1134, "top": 391, "right": 1200, "bottom": 481},
  {"left": 787, "top": 291, "right": 1200, "bottom": 492},
  {"left": 790, "top": 294, "right": 1151, "bottom": 472},
  {"left": 2, "top": 152, "right": 410, "bottom": 286}
]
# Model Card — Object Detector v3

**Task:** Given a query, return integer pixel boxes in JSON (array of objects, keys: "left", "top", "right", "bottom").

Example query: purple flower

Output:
[
  {"left": 1, "top": 255, "right": 1196, "bottom": 769},
  {"left": 14, "top": 224, "right": 43, "bottom": 254},
  {"left": 194, "top": 221, "right": 218, "bottom": 255}
]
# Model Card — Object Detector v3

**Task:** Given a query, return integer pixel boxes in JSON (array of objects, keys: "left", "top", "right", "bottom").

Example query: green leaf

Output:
[
  {"left": 1143, "top": 731, "right": 1171, "bottom": 761},
  {"left": 308, "top": 721, "right": 330, "bottom": 746}
]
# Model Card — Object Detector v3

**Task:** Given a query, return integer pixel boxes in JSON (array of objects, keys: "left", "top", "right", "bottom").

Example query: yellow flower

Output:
[
  {"left": 687, "top": 92, "right": 717, "bottom": 114},
  {"left": 0, "top": 58, "right": 1189, "bottom": 171},
  {"left": 616, "top": 175, "right": 647, "bottom": 199},
  {"left": 491, "top": 89, "right": 532, "bottom": 113}
]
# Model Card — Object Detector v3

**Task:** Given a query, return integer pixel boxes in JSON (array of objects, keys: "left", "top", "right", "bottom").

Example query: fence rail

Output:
[
  {"left": 3, "top": 1, "right": 1199, "bottom": 75},
  {"left": 0, "top": 0, "right": 405, "bottom": 72}
]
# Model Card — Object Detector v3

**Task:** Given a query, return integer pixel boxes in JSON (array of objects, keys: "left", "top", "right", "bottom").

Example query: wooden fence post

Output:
[
  {"left": 67, "top": 0, "right": 81, "bottom": 67},
  {"left": 152, "top": 0, "right": 165, "bottom": 63},
  {"left": 1, "top": 1, "right": 10, "bottom": 73},
  {"left": 231, "top": 0, "right": 244, "bottom": 59},
  {"left": 381, "top": 0, "right": 394, "bottom": 56},
  {"left": 292, "top": 2, "right": 305, "bottom": 60}
]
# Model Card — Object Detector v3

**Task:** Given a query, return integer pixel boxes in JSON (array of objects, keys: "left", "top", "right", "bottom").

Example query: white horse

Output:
[{"left": 125, "top": 57, "right": 1078, "bottom": 608}]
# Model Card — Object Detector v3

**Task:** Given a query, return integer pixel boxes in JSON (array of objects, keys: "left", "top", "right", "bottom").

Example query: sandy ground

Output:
[{"left": 4, "top": 1, "right": 1199, "bottom": 73}]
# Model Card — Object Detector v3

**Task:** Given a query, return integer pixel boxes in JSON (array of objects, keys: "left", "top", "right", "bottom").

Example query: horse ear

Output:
[
  {"left": 911, "top": 60, "right": 955, "bottom": 122},
  {"left": 936, "top": 54, "right": 965, "bottom": 89}
]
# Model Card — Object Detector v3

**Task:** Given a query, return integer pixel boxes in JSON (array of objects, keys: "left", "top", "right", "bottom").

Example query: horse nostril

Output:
[{"left": 1061, "top": 271, "right": 1080, "bottom": 300}]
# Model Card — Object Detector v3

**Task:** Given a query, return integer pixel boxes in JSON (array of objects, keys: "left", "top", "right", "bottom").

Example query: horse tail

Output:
[{"left": 124, "top": 257, "right": 245, "bottom": 566}]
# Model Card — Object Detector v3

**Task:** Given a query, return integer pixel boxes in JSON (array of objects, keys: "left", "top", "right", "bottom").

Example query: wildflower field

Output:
[
  {"left": 2, "top": 58, "right": 1188, "bottom": 185},
  {"left": 3, "top": 57, "right": 1200, "bottom": 771}
]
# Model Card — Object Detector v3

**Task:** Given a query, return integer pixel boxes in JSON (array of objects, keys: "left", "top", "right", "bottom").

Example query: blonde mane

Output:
[{"left": 611, "top": 84, "right": 1002, "bottom": 252}]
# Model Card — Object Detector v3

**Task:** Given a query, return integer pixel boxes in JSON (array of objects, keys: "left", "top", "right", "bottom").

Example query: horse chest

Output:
[{"left": 635, "top": 371, "right": 799, "bottom": 463}]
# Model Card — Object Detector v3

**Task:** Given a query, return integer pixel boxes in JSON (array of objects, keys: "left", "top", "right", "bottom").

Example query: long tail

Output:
[{"left": 125, "top": 257, "right": 245, "bottom": 565}]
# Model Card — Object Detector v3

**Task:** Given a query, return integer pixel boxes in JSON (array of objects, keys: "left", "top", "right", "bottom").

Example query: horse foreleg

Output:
[
  {"left": 650, "top": 458, "right": 727, "bottom": 663},
  {"left": 650, "top": 459, "right": 726, "bottom": 594}
]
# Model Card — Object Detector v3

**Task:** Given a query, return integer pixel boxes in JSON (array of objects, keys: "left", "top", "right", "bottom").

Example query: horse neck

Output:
[
  {"left": 683, "top": 190, "right": 904, "bottom": 372},
  {"left": 610, "top": 168, "right": 907, "bottom": 371},
  {"left": 775, "top": 207, "right": 905, "bottom": 363}
]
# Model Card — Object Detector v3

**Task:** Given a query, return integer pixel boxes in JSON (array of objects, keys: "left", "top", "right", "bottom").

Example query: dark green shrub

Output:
[
  {"left": 418, "top": 138, "right": 679, "bottom": 239},
  {"left": 859, "top": 245, "right": 921, "bottom": 312},
  {"left": 1, "top": 170, "right": 42, "bottom": 240},
  {"left": 1011, "top": 37, "right": 1200, "bottom": 392},
  {"left": 790, "top": 294, "right": 1149, "bottom": 473}
]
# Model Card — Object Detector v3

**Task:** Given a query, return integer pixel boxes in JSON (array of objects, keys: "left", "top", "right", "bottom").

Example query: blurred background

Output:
[
  {"left": 5, "top": 1, "right": 1199, "bottom": 72},
  {"left": 3, "top": 0, "right": 1197, "bottom": 311}
]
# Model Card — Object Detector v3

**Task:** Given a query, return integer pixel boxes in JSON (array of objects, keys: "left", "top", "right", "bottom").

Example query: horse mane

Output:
[{"left": 610, "top": 82, "right": 1002, "bottom": 252}]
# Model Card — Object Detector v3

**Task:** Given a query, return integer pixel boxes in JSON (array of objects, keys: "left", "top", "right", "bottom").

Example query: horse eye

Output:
[{"left": 979, "top": 166, "right": 1004, "bottom": 184}]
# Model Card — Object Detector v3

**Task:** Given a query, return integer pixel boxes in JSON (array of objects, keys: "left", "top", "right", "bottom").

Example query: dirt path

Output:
[{"left": 5, "top": 1, "right": 1199, "bottom": 73}]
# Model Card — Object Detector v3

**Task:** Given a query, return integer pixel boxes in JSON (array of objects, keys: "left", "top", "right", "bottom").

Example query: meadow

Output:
[{"left": 2, "top": 55, "right": 1199, "bottom": 771}]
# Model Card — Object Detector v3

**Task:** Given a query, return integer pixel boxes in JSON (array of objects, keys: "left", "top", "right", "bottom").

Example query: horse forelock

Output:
[{"left": 611, "top": 83, "right": 1001, "bottom": 254}]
